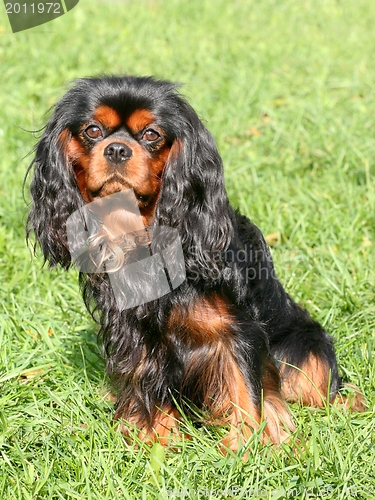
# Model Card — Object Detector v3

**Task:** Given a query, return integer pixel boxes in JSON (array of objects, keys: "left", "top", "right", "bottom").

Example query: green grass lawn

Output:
[{"left": 1, "top": 0, "right": 375, "bottom": 498}]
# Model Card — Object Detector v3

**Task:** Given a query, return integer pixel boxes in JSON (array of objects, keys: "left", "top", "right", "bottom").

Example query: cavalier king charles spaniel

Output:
[{"left": 26, "top": 76, "right": 364, "bottom": 452}]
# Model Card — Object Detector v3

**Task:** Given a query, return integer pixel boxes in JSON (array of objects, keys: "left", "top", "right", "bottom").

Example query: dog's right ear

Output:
[
  {"left": 155, "top": 105, "right": 234, "bottom": 283},
  {"left": 26, "top": 116, "right": 84, "bottom": 269}
]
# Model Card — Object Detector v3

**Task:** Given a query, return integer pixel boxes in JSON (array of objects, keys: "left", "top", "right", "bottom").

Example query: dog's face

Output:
[
  {"left": 27, "top": 76, "right": 231, "bottom": 268},
  {"left": 62, "top": 101, "right": 172, "bottom": 221}
]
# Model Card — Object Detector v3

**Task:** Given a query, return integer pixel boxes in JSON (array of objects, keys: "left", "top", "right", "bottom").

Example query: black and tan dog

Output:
[{"left": 26, "top": 76, "right": 365, "bottom": 452}]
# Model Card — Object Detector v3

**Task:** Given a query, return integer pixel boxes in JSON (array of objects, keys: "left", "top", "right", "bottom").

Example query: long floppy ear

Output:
[
  {"left": 155, "top": 107, "right": 234, "bottom": 282},
  {"left": 26, "top": 116, "right": 83, "bottom": 269}
]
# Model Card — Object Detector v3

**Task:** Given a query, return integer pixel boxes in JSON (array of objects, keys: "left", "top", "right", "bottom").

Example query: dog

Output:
[{"left": 26, "top": 75, "right": 364, "bottom": 452}]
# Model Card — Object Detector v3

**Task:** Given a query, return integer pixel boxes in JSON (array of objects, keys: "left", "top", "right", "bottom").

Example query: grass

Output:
[{"left": 1, "top": 0, "right": 375, "bottom": 497}]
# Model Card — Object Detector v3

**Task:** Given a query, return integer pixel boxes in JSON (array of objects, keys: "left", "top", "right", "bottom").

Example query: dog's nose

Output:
[{"left": 103, "top": 142, "right": 132, "bottom": 165}]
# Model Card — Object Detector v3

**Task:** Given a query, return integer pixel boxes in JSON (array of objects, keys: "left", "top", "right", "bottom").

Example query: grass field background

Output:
[{"left": 1, "top": 0, "right": 375, "bottom": 498}]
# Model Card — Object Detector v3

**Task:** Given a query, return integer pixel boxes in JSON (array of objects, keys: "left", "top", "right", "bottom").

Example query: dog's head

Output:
[{"left": 26, "top": 76, "right": 233, "bottom": 272}]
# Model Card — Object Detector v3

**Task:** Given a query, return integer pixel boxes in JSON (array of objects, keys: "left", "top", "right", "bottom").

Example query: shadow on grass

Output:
[{"left": 60, "top": 324, "right": 107, "bottom": 385}]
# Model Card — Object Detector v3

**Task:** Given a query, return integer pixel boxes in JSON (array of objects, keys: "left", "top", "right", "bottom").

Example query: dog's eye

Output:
[
  {"left": 143, "top": 129, "right": 160, "bottom": 141},
  {"left": 84, "top": 125, "right": 103, "bottom": 139}
]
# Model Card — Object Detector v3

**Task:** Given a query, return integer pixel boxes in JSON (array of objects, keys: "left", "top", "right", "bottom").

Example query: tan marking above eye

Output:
[
  {"left": 93, "top": 105, "right": 122, "bottom": 129},
  {"left": 126, "top": 109, "right": 155, "bottom": 134}
]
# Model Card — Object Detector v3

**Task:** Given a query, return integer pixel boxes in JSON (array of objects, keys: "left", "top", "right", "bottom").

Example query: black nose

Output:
[{"left": 103, "top": 142, "right": 132, "bottom": 164}]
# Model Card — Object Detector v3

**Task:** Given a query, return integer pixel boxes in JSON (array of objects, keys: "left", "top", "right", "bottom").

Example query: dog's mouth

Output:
[
  {"left": 90, "top": 175, "right": 154, "bottom": 208},
  {"left": 90, "top": 180, "right": 127, "bottom": 199}
]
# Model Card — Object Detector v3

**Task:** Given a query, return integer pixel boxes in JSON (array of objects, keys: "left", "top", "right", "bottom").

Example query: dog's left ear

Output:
[
  {"left": 26, "top": 112, "right": 83, "bottom": 269},
  {"left": 155, "top": 105, "right": 234, "bottom": 280}
]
